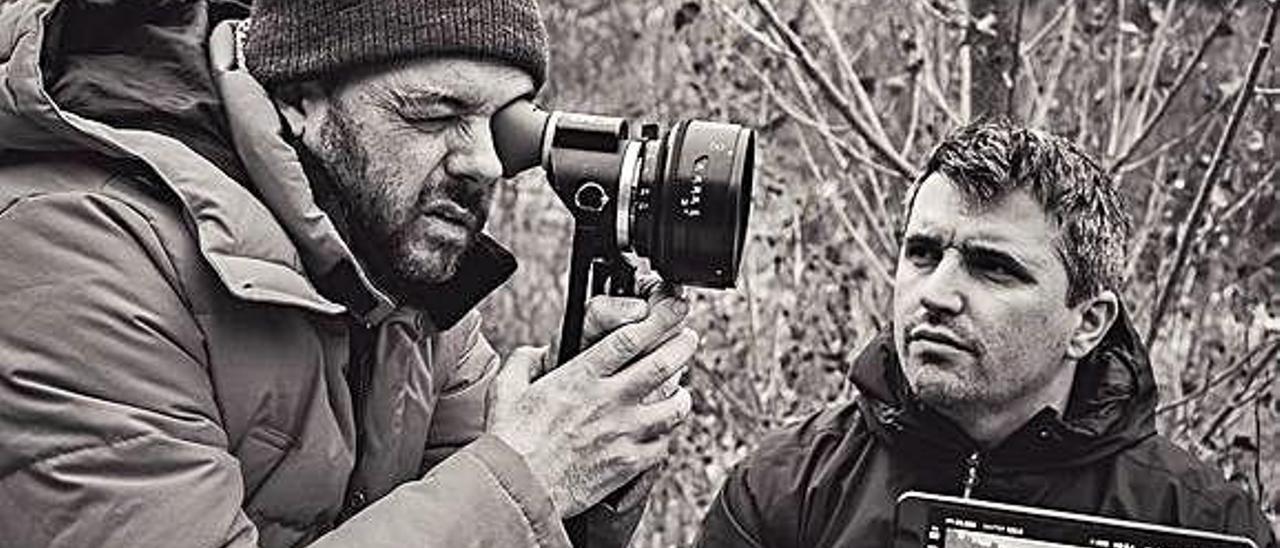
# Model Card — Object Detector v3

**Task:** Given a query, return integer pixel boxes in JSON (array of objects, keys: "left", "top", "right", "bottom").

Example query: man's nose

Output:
[
  {"left": 445, "top": 118, "right": 505, "bottom": 184},
  {"left": 917, "top": 252, "right": 965, "bottom": 316}
]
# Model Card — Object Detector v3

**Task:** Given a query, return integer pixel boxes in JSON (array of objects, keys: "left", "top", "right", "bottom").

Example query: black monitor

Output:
[{"left": 895, "top": 491, "right": 1258, "bottom": 548}]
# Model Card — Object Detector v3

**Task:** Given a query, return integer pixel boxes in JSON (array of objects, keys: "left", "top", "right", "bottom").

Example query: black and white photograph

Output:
[{"left": 0, "top": 0, "right": 1277, "bottom": 547}]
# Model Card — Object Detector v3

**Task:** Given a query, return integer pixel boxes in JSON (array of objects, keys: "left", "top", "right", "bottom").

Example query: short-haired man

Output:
[
  {"left": 696, "top": 123, "right": 1277, "bottom": 548},
  {"left": 0, "top": 1, "right": 694, "bottom": 547}
]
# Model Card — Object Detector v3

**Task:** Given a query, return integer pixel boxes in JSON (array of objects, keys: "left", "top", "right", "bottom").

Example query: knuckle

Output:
[
  {"left": 583, "top": 299, "right": 608, "bottom": 327},
  {"left": 611, "top": 449, "right": 643, "bottom": 471},
  {"left": 645, "top": 355, "right": 674, "bottom": 386},
  {"left": 609, "top": 326, "right": 645, "bottom": 358}
]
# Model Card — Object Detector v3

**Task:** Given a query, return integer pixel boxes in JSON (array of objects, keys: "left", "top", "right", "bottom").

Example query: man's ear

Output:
[
  {"left": 271, "top": 81, "right": 329, "bottom": 140},
  {"left": 1066, "top": 289, "right": 1120, "bottom": 360}
]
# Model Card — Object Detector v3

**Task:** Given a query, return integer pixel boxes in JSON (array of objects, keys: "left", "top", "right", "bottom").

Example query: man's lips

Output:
[
  {"left": 908, "top": 326, "right": 976, "bottom": 354},
  {"left": 421, "top": 201, "right": 478, "bottom": 231}
]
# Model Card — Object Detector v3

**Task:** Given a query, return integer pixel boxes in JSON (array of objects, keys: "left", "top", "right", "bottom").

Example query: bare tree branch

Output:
[
  {"left": 1115, "top": 92, "right": 1231, "bottom": 175},
  {"left": 1116, "top": 0, "right": 1179, "bottom": 155},
  {"left": 1199, "top": 367, "right": 1277, "bottom": 446},
  {"left": 1007, "top": 0, "right": 1027, "bottom": 119},
  {"left": 1106, "top": 0, "right": 1129, "bottom": 158},
  {"left": 747, "top": 0, "right": 919, "bottom": 180},
  {"left": 1030, "top": 1, "right": 1076, "bottom": 129},
  {"left": 1122, "top": 156, "right": 1168, "bottom": 284},
  {"left": 708, "top": 0, "right": 794, "bottom": 58},
  {"left": 1145, "top": 0, "right": 1278, "bottom": 345},
  {"left": 1157, "top": 338, "right": 1280, "bottom": 416},
  {"left": 791, "top": 124, "right": 895, "bottom": 288},
  {"left": 1021, "top": 2, "right": 1069, "bottom": 55},
  {"left": 1109, "top": 0, "right": 1242, "bottom": 173},
  {"left": 810, "top": 0, "right": 892, "bottom": 146}
]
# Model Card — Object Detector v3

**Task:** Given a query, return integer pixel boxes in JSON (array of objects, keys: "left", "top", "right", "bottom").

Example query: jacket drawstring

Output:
[{"left": 961, "top": 451, "right": 981, "bottom": 498}]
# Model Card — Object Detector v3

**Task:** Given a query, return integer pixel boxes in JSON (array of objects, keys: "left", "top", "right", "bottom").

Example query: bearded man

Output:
[{"left": 0, "top": 1, "right": 694, "bottom": 546}]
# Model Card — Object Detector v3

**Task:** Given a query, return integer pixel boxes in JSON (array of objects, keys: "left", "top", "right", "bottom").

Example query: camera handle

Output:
[
  {"left": 557, "top": 227, "right": 646, "bottom": 548},
  {"left": 556, "top": 227, "right": 637, "bottom": 366}
]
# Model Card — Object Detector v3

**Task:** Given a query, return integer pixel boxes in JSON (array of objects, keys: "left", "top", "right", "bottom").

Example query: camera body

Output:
[
  {"left": 492, "top": 99, "right": 755, "bottom": 366},
  {"left": 492, "top": 99, "right": 756, "bottom": 291}
]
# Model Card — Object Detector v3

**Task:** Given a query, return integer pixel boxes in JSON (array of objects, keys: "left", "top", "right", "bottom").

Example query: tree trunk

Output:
[{"left": 966, "top": 0, "right": 1019, "bottom": 121}]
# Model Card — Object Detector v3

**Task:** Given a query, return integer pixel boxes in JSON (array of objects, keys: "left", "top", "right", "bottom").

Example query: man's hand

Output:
[{"left": 487, "top": 286, "right": 695, "bottom": 519}]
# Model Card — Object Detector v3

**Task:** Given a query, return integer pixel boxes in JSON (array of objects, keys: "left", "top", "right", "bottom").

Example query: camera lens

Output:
[{"left": 628, "top": 121, "right": 755, "bottom": 288}]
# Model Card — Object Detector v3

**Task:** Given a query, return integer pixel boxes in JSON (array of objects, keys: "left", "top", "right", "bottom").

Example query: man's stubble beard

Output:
[{"left": 903, "top": 341, "right": 1067, "bottom": 421}]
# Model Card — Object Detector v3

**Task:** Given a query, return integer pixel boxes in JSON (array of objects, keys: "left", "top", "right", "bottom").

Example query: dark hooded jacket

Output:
[
  {"left": 696, "top": 311, "right": 1278, "bottom": 548},
  {"left": 0, "top": 1, "right": 593, "bottom": 547}
]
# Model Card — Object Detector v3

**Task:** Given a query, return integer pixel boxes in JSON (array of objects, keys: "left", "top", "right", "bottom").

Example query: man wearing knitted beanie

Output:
[{"left": 0, "top": 1, "right": 693, "bottom": 547}]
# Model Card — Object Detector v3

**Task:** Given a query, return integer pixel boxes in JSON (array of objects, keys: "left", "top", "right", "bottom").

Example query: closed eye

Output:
[{"left": 393, "top": 90, "right": 474, "bottom": 129}]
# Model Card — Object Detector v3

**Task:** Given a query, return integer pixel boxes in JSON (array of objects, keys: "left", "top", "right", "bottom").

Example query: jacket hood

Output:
[
  {"left": 851, "top": 306, "right": 1158, "bottom": 472},
  {"left": 0, "top": 0, "right": 514, "bottom": 329}
]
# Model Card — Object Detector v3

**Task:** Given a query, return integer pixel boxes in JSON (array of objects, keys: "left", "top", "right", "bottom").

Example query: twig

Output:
[
  {"left": 1018, "top": 49, "right": 1043, "bottom": 111},
  {"left": 1109, "top": 0, "right": 1242, "bottom": 173},
  {"left": 1007, "top": 0, "right": 1027, "bottom": 118},
  {"left": 1216, "top": 166, "right": 1278, "bottom": 225},
  {"left": 913, "top": 13, "right": 963, "bottom": 126},
  {"left": 959, "top": 1, "right": 972, "bottom": 123},
  {"left": 1157, "top": 339, "right": 1280, "bottom": 416},
  {"left": 778, "top": 53, "right": 856, "bottom": 168},
  {"left": 1199, "top": 369, "right": 1276, "bottom": 446},
  {"left": 1116, "top": 0, "right": 1179, "bottom": 155},
  {"left": 775, "top": 52, "right": 902, "bottom": 256},
  {"left": 916, "top": 0, "right": 971, "bottom": 29},
  {"left": 863, "top": 167, "right": 899, "bottom": 257},
  {"left": 747, "top": 0, "right": 918, "bottom": 180},
  {"left": 1106, "top": 0, "right": 1128, "bottom": 158},
  {"left": 1145, "top": 0, "right": 1279, "bottom": 345},
  {"left": 901, "top": 73, "right": 923, "bottom": 156},
  {"left": 708, "top": 0, "right": 793, "bottom": 58},
  {"left": 1021, "top": 2, "right": 1069, "bottom": 55},
  {"left": 810, "top": 0, "right": 893, "bottom": 146},
  {"left": 1030, "top": 0, "right": 1075, "bottom": 129},
  {"left": 741, "top": 55, "right": 848, "bottom": 135},
  {"left": 739, "top": 52, "right": 900, "bottom": 179},
  {"left": 1122, "top": 156, "right": 1168, "bottom": 284},
  {"left": 921, "top": 42, "right": 964, "bottom": 126},
  {"left": 689, "top": 359, "right": 777, "bottom": 427},
  {"left": 792, "top": 124, "right": 896, "bottom": 287},
  {"left": 1115, "top": 93, "right": 1231, "bottom": 175},
  {"left": 1254, "top": 394, "right": 1264, "bottom": 500},
  {"left": 1257, "top": 87, "right": 1280, "bottom": 95}
]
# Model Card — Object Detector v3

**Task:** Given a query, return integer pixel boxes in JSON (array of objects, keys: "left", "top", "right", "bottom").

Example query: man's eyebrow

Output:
[
  {"left": 957, "top": 241, "right": 1040, "bottom": 271},
  {"left": 389, "top": 89, "right": 481, "bottom": 112},
  {"left": 903, "top": 233, "right": 944, "bottom": 247}
]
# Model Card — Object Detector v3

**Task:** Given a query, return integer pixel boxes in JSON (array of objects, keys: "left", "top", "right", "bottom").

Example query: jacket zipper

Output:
[
  {"left": 339, "top": 323, "right": 375, "bottom": 522},
  {"left": 961, "top": 451, "right": 981, "bottom": 498}
]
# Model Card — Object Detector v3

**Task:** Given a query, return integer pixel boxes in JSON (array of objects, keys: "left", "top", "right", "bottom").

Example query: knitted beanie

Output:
[{"left": 243, "top": 0, "right": 549, "bottom": 88}]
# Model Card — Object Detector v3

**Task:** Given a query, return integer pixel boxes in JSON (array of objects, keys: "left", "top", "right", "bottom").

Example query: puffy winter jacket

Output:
[
  {"left": 697, "top": 310, "right": 1278, "bottom": 548},
  {"left": 0, "top": 1, "right": 574, "bottom": 546}
]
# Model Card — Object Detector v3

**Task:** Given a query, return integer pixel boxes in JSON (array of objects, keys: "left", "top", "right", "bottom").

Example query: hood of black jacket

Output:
[{"left": 851, "top": 306, "right": 1158, "bottom": 472}]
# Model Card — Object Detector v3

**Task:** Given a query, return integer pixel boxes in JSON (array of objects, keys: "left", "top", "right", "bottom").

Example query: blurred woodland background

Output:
[{"left": 477, "top": 0, "right": 1280, "bottom": 545}]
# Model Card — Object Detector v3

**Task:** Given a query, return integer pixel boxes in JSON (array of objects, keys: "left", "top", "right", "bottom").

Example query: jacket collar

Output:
[{"left": 851, "top": 306, "right": 1157, "bottom": 472}]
